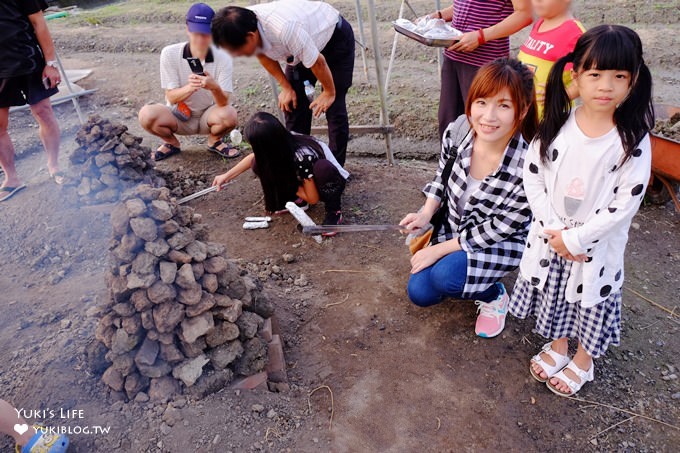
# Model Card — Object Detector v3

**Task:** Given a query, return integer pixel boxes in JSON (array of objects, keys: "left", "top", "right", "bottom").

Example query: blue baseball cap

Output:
[{"left": 186, "top": 3, "right": 215, "bottom": 34}]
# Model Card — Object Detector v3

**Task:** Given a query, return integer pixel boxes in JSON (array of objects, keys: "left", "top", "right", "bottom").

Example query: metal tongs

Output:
[
  {"left": 302, "top": 224, "right": 428, "bottom": 235},
  {"left": 177, "top": 181, "right": 233, "bottom": 205}
]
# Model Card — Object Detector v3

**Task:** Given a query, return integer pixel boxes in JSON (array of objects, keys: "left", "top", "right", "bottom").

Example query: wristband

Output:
[{"left": 477, "top": 29, "right": 486, "bottom": 45}]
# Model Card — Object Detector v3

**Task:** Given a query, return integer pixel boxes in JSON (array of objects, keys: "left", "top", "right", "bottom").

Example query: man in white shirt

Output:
[
  {"left": 212, "top": 0, "right": 355, "bottom": 165},
  {"left": 138, "top": 3, "right": 239, "bottom": 161}
]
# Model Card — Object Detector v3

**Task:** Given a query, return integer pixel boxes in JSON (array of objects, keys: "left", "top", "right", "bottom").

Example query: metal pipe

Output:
[
  {"left": 385, "top": 0, "right": 406, "bottom": 93},
  {"left": 354, "top": 0, "right": 370, "bottom": 83},
  {"left": 404, "top": 0, "right": 419, "bottom": 17},
  {"left": 55, "top": 51, "right": 85, "bottom": 124},
  {"left": 367, "top": 0, "right": 395, "bottom": 165}
]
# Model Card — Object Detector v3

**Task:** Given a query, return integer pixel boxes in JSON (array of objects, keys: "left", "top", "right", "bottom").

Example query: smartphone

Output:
[
  {"left": 42, "top": 77, "right": 51, "bottom": 89},
  {"left": 186, "top": 57, "right": 205, "bottom": 76}
]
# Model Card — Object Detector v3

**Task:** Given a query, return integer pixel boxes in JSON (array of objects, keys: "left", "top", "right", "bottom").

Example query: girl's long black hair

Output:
[
  {"left": 244, "top": 112, "right": 324, "bottom": 212},
  {"left": 537, "top": 25, "right": 654, "bottom": 166}
]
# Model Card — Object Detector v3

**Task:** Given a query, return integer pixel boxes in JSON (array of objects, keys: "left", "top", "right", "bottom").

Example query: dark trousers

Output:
[
  {"left": 284, "top": 17, "right": 355, "bottom": 166},
  {"left": 313, "top": 160, "right": 345, "bottom": 212},
  {"left": 438, "top": 57, "right": 479, "bottom": 140}
]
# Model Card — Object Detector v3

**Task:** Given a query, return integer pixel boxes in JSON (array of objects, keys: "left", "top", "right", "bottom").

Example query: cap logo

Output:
[{"left": 194, "top": 15, "right": 207, "bottom": 20}]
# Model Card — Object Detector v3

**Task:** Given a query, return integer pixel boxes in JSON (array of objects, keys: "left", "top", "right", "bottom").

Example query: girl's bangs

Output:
[{"left": 580, "top": 31, "right": 638, "bottom": 73}]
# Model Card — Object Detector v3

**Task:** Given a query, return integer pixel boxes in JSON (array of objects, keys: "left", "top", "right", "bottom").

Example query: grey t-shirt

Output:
[{"left": 456, "top": 173, "right": 482, "bottom": 218}]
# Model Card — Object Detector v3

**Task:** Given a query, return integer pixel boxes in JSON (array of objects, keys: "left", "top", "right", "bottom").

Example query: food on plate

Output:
[{"left": 394, "top": 17, "right": 462, "bottom": 40}]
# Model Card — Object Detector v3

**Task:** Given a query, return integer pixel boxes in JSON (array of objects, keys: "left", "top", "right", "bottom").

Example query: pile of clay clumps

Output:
[
  {"left": 653, "top": 112, "right": 680, "bottom": 142},
  {"left": 63, "top": 115, "right": 157, "bottom": 205},
  {"left": 95, "top": 184, "right": 276, "bottom": 401}
]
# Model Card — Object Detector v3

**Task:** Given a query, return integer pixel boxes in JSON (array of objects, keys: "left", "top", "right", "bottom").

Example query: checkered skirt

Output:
[{"left": 509, "top": 251, "right": 621, "bottom": 358}]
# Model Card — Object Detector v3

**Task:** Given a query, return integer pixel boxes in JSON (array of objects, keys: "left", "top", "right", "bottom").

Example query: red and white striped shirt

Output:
[{"left": 444, "top": 0, "right": 515, "bottom": 67}]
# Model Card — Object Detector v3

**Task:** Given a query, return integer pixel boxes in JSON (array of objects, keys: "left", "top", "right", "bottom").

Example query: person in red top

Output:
[
  {"left": 518, "top": 0, "right": 585, "bottom": 117},
  {"left": 423, "top": 0, "right": 532, "bottom": 139}
]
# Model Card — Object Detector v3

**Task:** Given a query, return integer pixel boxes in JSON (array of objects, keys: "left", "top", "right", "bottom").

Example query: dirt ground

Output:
[{"left": 1, "top": 1, "right": 679, "bottom": 451}]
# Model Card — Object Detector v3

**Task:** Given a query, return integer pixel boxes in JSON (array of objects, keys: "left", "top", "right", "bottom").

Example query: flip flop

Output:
[
  {"left": 208, "top": 141, "right": 241, "bottom": 159},
  {"left": 0, "top": 185, "right": 26, "bottom": 202},
  {"left": 49, "top": 171, "right": 66, "bottom": 185},
  {"left": 154, "top": 143, "right": 181, "bottom": 161}
]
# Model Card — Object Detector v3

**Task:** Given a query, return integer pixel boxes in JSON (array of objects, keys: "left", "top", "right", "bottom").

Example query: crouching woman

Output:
[
  {"left": 212, "top": 112, "right": 349, "bottom": 233},
  {"left": 400, "top": 59, "right": 537, "bottom": 338}
]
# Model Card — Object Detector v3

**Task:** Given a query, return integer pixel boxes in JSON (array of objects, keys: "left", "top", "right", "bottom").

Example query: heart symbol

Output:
[{"left": 14, "top": 423, "right": 29, "bottom": 435}]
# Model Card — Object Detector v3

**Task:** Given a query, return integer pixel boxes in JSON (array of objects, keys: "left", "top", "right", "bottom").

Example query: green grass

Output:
[
  {"left": 83, "top": 16, "right": 102, "bottom": 25},
  {"left": 67, "top": 0, "right": 255, "bottom": 26},
  {"left": 243, "top": 86, "right": 260, "bottom": 98}
]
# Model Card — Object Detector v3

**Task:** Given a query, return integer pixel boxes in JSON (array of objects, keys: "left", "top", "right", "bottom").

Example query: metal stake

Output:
[
  {"left": 354, "top": 0, "right": 370, "bottom": 83},
  {"left": 367, "top": 0, "right": 394, "bottom": 165}
]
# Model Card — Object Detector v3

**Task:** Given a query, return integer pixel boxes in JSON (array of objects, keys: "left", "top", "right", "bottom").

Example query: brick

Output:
[
  {"left": 230, "top": 371, "right": 268, "bottom": 390},
  {"left": 265, "top": 335, "right": 287, "bottom": 383},
  {"left": 261, "top": 318, "right": 273, "bottom": 343},
  {"left": 270, "top": 315, "right": 281, "bottom": 336}
]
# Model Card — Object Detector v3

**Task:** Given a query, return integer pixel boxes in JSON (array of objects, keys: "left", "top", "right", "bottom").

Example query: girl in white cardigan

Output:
[{"left": 509, "top": 25, "right": 654, "bottom": 396}]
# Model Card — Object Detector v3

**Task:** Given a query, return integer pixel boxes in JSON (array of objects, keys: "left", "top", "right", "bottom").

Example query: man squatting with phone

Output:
[
  {"left": 138, "top": 3, "right": 239, "bottom": 161},
  {"left": 0, "top": 0, "right": 63, "bottom": 202}
]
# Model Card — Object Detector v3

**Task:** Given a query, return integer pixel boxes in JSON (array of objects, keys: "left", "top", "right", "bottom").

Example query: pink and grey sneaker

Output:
[{"left": 474, "top": 283, "right": 509, "bottom": 338}]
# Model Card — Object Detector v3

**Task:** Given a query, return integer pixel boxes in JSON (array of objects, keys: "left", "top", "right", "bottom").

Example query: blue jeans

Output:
[{"left": 407, "top": 250, "right": 501, "bottom": 307}]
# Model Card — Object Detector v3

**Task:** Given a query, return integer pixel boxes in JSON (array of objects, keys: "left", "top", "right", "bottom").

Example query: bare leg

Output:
[
  {"left": 0, "top": 399, "right": 36, "bottom": 447},
  {"left": 530, "top": 337, "right": 568, "bottom": 380},
  {"left": 138, "top": 104, "right": 181, "bottom": 151},
  {"left": 29, "top": 98, "right": 61, "bottom": 176},
  {"left": 0, "top": 107, "right": 22, "bottom": 188},
  {"left": 549, "top": 342, "right": 593, "bottom": 394},
  {"left": 206, "top": 105, "right": 238, "bottom": 146}
]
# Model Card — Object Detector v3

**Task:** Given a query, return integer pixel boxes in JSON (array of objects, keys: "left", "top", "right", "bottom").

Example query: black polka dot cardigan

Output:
[{"left": 520, "top": 133, "right": 652, "bottom": 307}]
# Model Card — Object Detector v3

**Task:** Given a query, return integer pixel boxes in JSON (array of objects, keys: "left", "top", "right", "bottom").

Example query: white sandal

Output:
[
  {"left": 529, "top": 342, "right": 570, "bottom": 383},
  {"left": 546, "top": 360, "right": 594, "bottom": 397}
]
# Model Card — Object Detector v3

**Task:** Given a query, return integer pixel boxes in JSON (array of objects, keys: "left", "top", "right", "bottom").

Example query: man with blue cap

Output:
[{"left": 139, "top": 3, "right": 239, "bottom": 161}]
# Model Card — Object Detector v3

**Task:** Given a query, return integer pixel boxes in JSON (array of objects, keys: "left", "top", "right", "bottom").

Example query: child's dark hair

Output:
[
  {"left": 538, "top": 25, "right": 654, "bottom": 166},
  {"left": 244, "top": 112, "right": 324, "bottom": 212},
  {"left": 465, "top": 58, "right": 538, "bottom": 141},
  {"left": 212, "top": 6, "right": 258, "bottom": 48}
]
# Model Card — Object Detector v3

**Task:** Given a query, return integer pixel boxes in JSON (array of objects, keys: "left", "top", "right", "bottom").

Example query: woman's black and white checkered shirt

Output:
[{"left": 422, "top": 122, "right": 533, "bottom": 298}]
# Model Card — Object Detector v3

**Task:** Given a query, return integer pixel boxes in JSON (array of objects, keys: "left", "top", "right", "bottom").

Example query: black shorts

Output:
[{"left": 0, "top": 67, "right": 58, "bottom": 108}]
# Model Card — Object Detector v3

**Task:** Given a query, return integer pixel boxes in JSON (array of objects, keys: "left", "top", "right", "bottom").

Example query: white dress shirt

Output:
[{"left": 249, "top": 0, "right": 340, "bottom": 68}]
